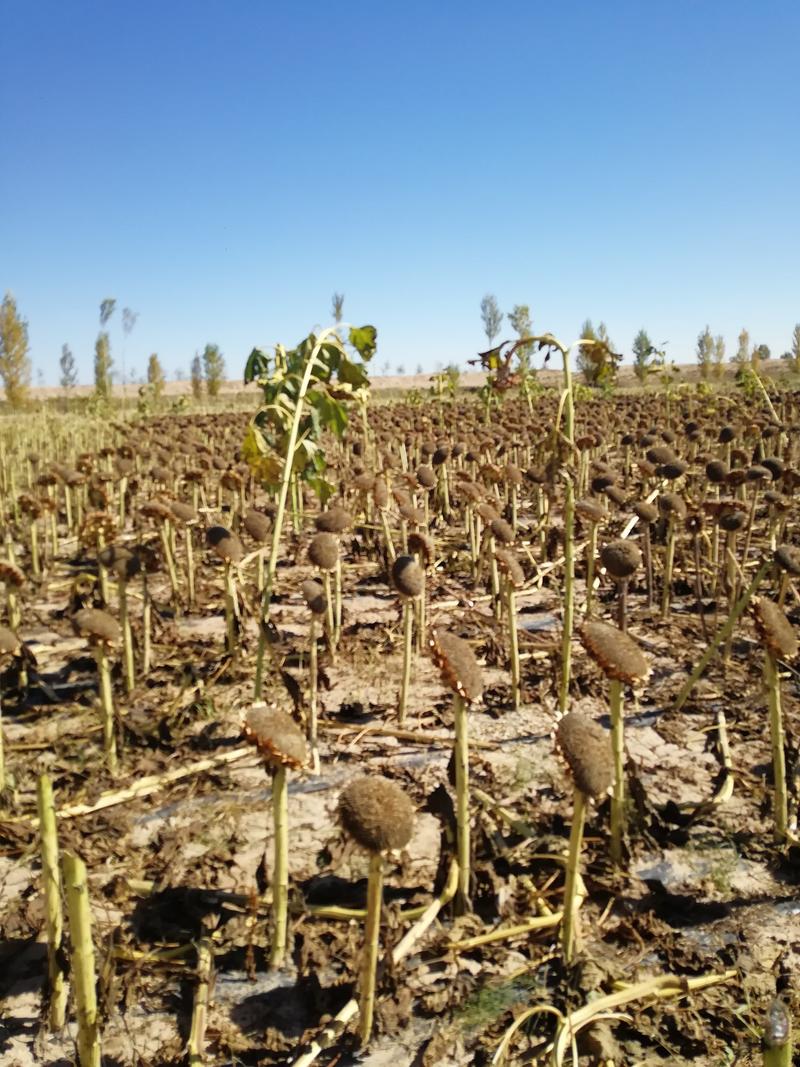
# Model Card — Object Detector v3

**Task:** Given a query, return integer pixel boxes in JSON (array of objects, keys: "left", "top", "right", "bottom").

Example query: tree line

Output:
[
  {"left": 479, "top": 293, "right": 800, "bottom": 386},
  {"left": 0, "top": 292, "right": 226, "bottom": 408}
]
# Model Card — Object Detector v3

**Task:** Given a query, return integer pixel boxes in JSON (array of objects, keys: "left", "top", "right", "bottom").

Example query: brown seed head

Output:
[
  {"left": 243, "top": 704, "right": 307, "bottom": 770},
  {"left": 600, "top": 540, "right": 642, "bottom": 580},
  {"left": 301, "top": 579, "right": 327, "bottom": 615},
  {"left": 633, "top": 501, "right": 658, "bottom": 524},
  {"left": 0, "top": 560, "right": 26, "bottom": 588},
  {"left": 429, "top": 628, "right": 483, "bottom": 703},
  {"left": 338, "top": 776, "right": 414, "bottom": 853},
  {"left": 242, "top": 508, "right": 271, "bottom": 543},
  {"left": 308, "top": 531, "right": 339, "bottom": 571},
  {"left": 315, "top": 506, "right": 352, "bottom": 534},
  {"left": 489, "top": 517, "right": 514, "bottom": 545},
  {"left": 391, "top": 555, "right": 425, "bottom": 598},
  {"left": 752, "top": 598, "right": 797, "bottom": 659},
  {"left": 495, "top": 548, "right": 525, "bottom": 588},
  {"left": 0, "top": 626, "right": 22, "bottom": 658},
  {"left": 556, "top": 713, "right": 614, "bottom": 799},
  {"left": 73, "top": 608, "right": 121, "bottom": 647},
  {"left": 206, "top": 525, "right": 243, "bottom": 563},
  {"left": 775, "top": 544, "right": 800, "bottom": 576},
  {"left": 580, "top": 621, "right": 650, "bottom": 685},
  {"left": 408, "top": 531, "right": 435, "bottom": 566}
]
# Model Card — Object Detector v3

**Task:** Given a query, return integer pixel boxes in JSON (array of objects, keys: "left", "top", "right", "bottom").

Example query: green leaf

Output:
[
  {"left": 349, "top": 325, "right": 377, "bottom": 361},
  {"left": 244, "top": 347, "right": 271, "bottom": 384},
  {"left": 307, "top": 388, "right": 349, "bottom": 437},
  {"left": 337, "top": 355, "right": 369, "bottom": 390}
]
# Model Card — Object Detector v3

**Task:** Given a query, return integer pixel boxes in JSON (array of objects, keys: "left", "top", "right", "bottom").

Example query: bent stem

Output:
[
  {"left": 359, "top": 851, "right": 384, "bottom": 1046},
  {"left": 561, "top": 786, "right": 586, "bottom": 963},
  {"left": 454, "top": 693, "right": 471, "bottom": 914},
  {"left": 609, "top": 678, "right": 625, "bottom": 865},
  {"left": 63, "top": 852, "right": 101, "bottom": 1067},
  {"left": 765, "top": 651, "right": 788, "bottom": 842},
  {"left": 270, "top": 765, "right": 289, "bottom": 968}
]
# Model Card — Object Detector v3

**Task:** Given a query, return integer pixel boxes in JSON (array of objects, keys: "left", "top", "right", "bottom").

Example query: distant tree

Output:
[
  {"left": 790, "top": 324, "right": 800, "bottom": 371},
  {"left": 94, "top": 332, "right": 113, "bottom": 398},
  {"left": 696, "top": 324, "right": 714, "bottom": 379},
  {"left": 632, "top": 328, "right": 654, "bottom": 382},
  {"left": 0, "top": 293, "right": 32, "bottom": 407},
  {"left": 752, "top": 343, "right": 770, "bottom": 369},
  {"left": 734, "top": 328, "right": 750, "bottom": 364},
  {"left": 507, "top": 303, "right": 534, "bottom": 373},
  {"left": 190, "top": 353, "right": 204, "bottom": 400},
  {"left": 576, "top": 319, "right": 619, "bottom": 387},
  {"left": 395, "top": 363, "right": 406, "bottom": 376},
  {"left": 147, "top": 353, "right": 165, "bottom": 402},
  {"left": 415, "top": 363, "right": 423, "bottom": 375},
  {"left": 60, "top": 343, "right": 77, "bottom": 390},
  {"left": 331, "top": 292, "right": 345, "bottom": 323},
  {"left": 712, "top": 335, "right": 726, "bottom": 379},
  {"left": 121, "top": 307, "right": 138, "bottom": 392},
  {"left": 480, "top": 294, "right": 504, "bottom": 345},
  {"left": 99, "top": 298, "right": 116, "bottom": 328},
  {"left": 202, "top": 343, "right": 225, "bottom": 398}
]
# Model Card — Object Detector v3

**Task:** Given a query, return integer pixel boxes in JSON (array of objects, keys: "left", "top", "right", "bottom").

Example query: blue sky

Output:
[{"left": 3, "top": 1, "right": 799, "bottom": 384}]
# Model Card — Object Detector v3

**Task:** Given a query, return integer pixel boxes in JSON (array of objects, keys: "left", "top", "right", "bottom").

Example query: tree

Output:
[
  {"left": 712, "top": 335, "right": 726, "bottom": 379},
  {"left": 507, "top": 304, "right": 534, "bottom": 373},
  {"left": 752, "top": 343, "right": 770, "bottom": 369},
  {"left": 0, "top": 293, "right": 32, "bottom": 408},
  {"left": 790, "top": 324, "right": 800, "bottom": 371},
  {"left": 203, "top": 343, "right": 225, "bottom": 398},
  {"left": 632, "top": 328, "right": 654, "bottom": 382},
  {"left": 480, "top": 294, "right": 504, "bottom": 345},
  {"left": 190, "top": 353, "right": 204, "bottom": 400},
  {"left": 94, "top": 332, "right": 113, "bottom": 398},
  {"left": 147, "top": 353, "right": 165, "bottom": 403},
  {"left": 99, "top": 298, "right": 116, "bottom": 328},
  {"left": 121, "top": 307, "right": 138, "bottom": 392},
  {"left": 60, "top": 343, "right": 77, "bottom": 390},
  {"left": 734, "top": 328, "right": 750, "bottom": 364},
  {"left": 575, "top": 319, "right": 619, "bottom": 387},
  {"left": 331, "top": 292, "right": 345, "bottom": 323},
  {"left": 696, "top": 324, "right": 713, "bottom": 379}
]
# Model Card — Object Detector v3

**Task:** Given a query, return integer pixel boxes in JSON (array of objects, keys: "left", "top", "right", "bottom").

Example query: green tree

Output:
[
  {"left": 712, "top": 335, "right": 726, "bottom": 378},
  {"left": 203, "top": 343, "right": 225, "bottom": 398},
  {"left": 190, "top": 353, "right": 204, "bottom": 400},
  {"left": 734, "top": 327, "right": 750, "bottom": 364},
  {"left": 696, "top": 324, "right": 714, "bottom": 379},
  {"left": 632, "top": 328, "right": 654, "bottom": 382},
  {"left": 790, "top": 324, "right": 800, "bottom": 371},
  {"left": 94, "top": 332, "right": 113, "bottom": 398},
  {"left": 60, "top": 343, "right": 77, "bottom": 390},
  {"left": 331, "top": 292, "right": 345, "bottom": 323},
  {"left": 147, "top": 353, "right": 165, "bottom": 402},
  {"left": 0, "top": 292, "right": 32, "bottom": 408},
  {"left": 576, "top": 319, "right": 619, "bottom": 387},
  {"left": 480, "top": 294, "right": 504, "bottom": 345}
]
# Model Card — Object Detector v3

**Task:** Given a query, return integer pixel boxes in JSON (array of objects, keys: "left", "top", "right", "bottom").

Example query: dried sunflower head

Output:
[
  {"left": 429, "top": 627, "right": 483, "bottom": 703},
  {"left": 243, "top": 704, "right": 307, "bottom": 771},
  {"left": 579, "top": 621, "right": 650, "bottom": 686},
  {"left": 752, "top": 598, "right": 797, "bottom": 660},
  {"left": 556, "top": 712, "right": 613, "bottom": 800},
  {"left": 338, "top": 775, "right": 414, "bottom": 853}
]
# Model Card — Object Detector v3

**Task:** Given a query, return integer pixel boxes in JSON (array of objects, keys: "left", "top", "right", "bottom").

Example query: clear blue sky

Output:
[{"left": 3, "top": 1, "right": 799, "bottom": 385}]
